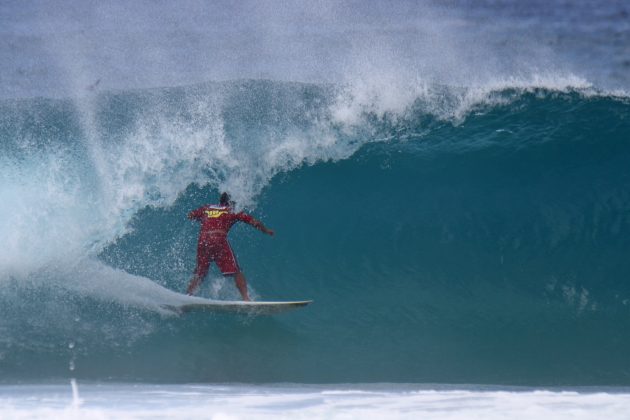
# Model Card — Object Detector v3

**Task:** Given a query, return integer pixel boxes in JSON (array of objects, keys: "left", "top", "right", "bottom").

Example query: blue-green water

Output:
[{"left": 1, "top": 80, "right": 629, "bottom": 385}]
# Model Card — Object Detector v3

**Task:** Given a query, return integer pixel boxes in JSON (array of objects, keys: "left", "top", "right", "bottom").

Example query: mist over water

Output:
[
  {"left": 2, "top": 0, "right": 628, "bottom": 99},
  {"left": 1, "top": 0, "right": 629, "bottom": 385}
]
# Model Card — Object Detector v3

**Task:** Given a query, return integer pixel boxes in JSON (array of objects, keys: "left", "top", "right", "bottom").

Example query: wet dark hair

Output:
[{"left": 220, "top": 192, "right": 231, "bottom": 206}]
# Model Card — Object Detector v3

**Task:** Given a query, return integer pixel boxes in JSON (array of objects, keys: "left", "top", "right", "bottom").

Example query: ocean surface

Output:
[{"left": 1, "top": 0, "right": 630, "bottom": 418}]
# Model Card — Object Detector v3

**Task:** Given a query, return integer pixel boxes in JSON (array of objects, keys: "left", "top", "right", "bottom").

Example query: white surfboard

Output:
[{"left": 163, "top": 298, "right": 313, "bottom": 315}]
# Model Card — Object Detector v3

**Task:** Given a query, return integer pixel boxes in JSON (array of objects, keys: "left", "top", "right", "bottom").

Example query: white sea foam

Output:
[
  {"left": 330, "top": 71, "right": 596, "bottom": 130},
  {"left": 1, "top": 383, "right": 629, "bottom": 420},
  {"left": 37, "top": 259, "right": 238, "bottom": 315},
  {"left": 0, "top": 153, "right": 94, "bottom": 277}
]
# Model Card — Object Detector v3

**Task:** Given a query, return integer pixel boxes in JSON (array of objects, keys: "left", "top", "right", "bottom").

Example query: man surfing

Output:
[{"left": 186, "top": 192, "right": 274, "bottom": 301}]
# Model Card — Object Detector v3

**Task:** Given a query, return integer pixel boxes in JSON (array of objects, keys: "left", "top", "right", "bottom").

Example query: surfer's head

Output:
[{"left": 220, "top": 192, "right": 231, "bottom": 207}]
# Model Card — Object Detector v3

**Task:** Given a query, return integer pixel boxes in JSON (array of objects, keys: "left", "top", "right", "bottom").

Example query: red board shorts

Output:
[{"left": 195, "top": 235, "right": 240, "bottom": 278}]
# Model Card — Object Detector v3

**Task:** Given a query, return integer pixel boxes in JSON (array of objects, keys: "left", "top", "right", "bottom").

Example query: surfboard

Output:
[{"left": 163, "top": 298, "right": 313, "bottom": 315}]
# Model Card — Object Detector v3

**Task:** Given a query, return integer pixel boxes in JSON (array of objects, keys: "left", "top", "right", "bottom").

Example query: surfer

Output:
[{"left": 186, "top": 192, "right": 274, "bottom": 301}]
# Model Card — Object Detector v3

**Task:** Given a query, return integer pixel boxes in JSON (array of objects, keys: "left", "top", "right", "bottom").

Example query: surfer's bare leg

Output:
[
  {"left": 186, "top": 274, "right": 203, "bottom": 295},
  {"left": 234, "top": 271, "right": 250, "bottom": 301},
  {"left": 188, "top": 248, "right": 210, "bottom": 295}
]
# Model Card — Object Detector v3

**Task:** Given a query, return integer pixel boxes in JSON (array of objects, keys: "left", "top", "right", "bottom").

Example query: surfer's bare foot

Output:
[{"left": 186, "top": 275, "right": 202, "bottom": 295}]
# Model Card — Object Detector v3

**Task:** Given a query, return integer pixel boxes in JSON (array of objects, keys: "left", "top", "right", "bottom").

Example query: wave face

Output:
[{"left": 1, "top": 80, "right": 630, "bottom": 385}]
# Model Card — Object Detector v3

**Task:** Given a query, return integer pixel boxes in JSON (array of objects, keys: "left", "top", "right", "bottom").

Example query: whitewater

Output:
[{"left": 1, "top": 0, "right": 630, "bottom": 418}]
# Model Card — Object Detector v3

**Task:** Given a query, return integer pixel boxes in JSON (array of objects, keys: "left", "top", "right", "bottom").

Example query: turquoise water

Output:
[{"left": 1, "top": 82, "right": 629, "bottom": 385}]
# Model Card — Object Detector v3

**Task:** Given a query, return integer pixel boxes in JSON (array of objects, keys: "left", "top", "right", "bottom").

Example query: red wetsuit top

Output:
[{"left": 188, "top": 205, "right": 259, "bottom": 277}]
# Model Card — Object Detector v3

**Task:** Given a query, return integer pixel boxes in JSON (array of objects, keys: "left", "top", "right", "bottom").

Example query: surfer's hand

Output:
[{"left": 265, "top": 228, "right": 275, "bottom": 236}]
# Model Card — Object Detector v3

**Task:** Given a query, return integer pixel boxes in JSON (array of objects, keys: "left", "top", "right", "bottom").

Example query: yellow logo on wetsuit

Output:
[{"left": 205, "top": 209, "right": 228, "bottom": 218}]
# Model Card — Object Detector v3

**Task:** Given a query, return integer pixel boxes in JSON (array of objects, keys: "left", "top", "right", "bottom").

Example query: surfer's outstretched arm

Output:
[
  {"left": 253, "top": 219, "right": 274, "bottom": 236},
  {"left": 237, "top": 212, "right": 274, "bottom": 236}
]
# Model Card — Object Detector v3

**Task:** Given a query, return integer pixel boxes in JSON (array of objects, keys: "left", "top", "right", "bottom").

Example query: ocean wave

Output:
[{"left": 1, "top": 80, "right": 629, "bottom": 384}]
